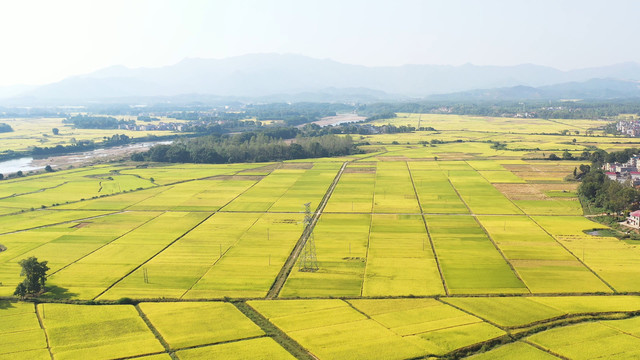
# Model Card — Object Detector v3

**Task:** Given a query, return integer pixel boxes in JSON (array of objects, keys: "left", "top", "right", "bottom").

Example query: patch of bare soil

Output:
[
  {"left": 494, "top": 183, "right": 547, "bottom": 200},
  {"left": 494, "top": 183, "right": 578, "bottom": 200},
  {"left": 72, "top": 222, "right": 92, "bottom": 228},
  {"left": 280, "top": 162, "right": 314, "bottom": 169},
  {"left": 349, "top": 162, "right": 377, "bottom": 167},
  {"left": 237, "top": 163, "right": 280, "bottom": 174},
  {"left": 344, "top": 167, "right": 375, "bottom": 174},
  {"left": 32, "top": 142, "right": 160, "bottom": 170}
]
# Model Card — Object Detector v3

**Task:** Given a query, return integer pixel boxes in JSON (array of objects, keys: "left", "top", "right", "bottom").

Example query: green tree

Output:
[
  {"left": 562, "top": 150, "right": 574, "bottom": 160},
  {"left": 14, "top": 257, "right": 49, "bottom": 297},
  {"left": 52, "top": 128, "right": 59, "bottom": 135},
  {"left": 579, "top": 164, "right": 591, "bottom": 174},
  {"left": 14, "top": 283, "right": 27, "bottom": 299}
]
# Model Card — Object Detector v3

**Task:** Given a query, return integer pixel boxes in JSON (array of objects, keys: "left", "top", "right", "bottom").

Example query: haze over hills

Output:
[
  {"left": 6, "top": 54, "right": 640, "bottom": 104},
  {"left": 428, "top": 78, "right": 640, "bottom": 101}
]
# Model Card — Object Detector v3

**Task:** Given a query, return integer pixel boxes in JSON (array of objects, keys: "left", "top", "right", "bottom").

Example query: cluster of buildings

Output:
[
  {"left": 605, "top": 154, "right": 640, "bottom": 229},
  {"left": 616, "top": 120, "right": 640, "bottom": 137},
  {"left": 513, "top": 112, "right": 537, "bottom": 118},
  {"left": 604, "top": 155, "right": 640, "bottom": 185},
  {"left": 118, "top": 122, "right": 184, "bottom": 132}
]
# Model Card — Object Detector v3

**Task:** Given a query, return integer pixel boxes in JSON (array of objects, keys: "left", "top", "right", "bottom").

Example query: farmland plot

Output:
[
  {"left": 268, "top": 162, "right": 341, "bottom": 212},
  {"left": 0, "top": 167, "right": 155, "bottom": 211},
  {"left": 281, "top": 213, "right": 370, "bottom": 297},
  {"left": 176, "top": 337, "right": 295, "bottom": 360},
  {"left": 464, "top": 342, "right": 559, "bottom": 359},
  {"left": 249, "top": 299, "right": 428, "bottom": 360},
  {"left": 46, "top": 211, "right": 209, "bottom": 299},
  {"left": 0, "top": 211, "right": 162, "bottom": 296},
  {"left": 534, "top": 216, "right": 640, "bottom": 292},
  {"left": 100, "top": 212, "right": 265, "bottom": 299},
  {"left": 284, "top": 213, "right": 445, "bottom": 298},
  {"left": 251, "top": 299, "right": 504, "bottom": 359},
  {"left": 426, "top": 215, "right": 528, "bottom": 294},
  {"left": 362, "top": 214, "right": 443, "bottom": 296},
  {"left": 121, "top": 163, "right": 261, "bottom": 185},
  {"left": 55, "top": 186, "right": 171, "bottom": 211},
  {"left": 408, "top": 162, "right": 469, "bottom": 214},
  {"left": 181, "top": 212, "right": 305, "bottom": 299},
  {"left": 447, "top": 170, "right": 522, "bottom": 214},
  {"left": 348, "top": 298, "right": 505, "bottom": 355},
  {"left": 0, "top": 209, "right": 114, "bottom": 234},
  {"left": 127, "top": 178, "right": 257, "bottom": 211},
  {"left": 513, "top": 199, "right": 583, "bottom": 215},
  {"left": 478, "top": 216, "right": 611, "bottom": 293},
  {"left": 0, "top": 302, "right": 49, "bottom": 360},
  {"left": 323, "top": 163, "right": 375, "bottom": 213},
  {"left": 38, "top": 303, "right": 163, "bottom": 360},
  {"left": 528, "top": 320, "right": 640, "bottom": 359},
  {"left": 443, "top": 297, "right": 566, "bottom": 328},
  {"left": 138, "top": 302, "right": 263, "bottom": 349},
  {"left": 221, "top": 168, "right": 314, "bottom": 212},
  {"left": 372, "top": 162, "right": 420, "bottom": 213},
  {"left": 531, "top": 295, "right": 640, "bottom": 314}
]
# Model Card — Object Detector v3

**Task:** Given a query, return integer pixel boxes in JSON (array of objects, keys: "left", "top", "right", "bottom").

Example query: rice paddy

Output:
[{"left": 3, "top": 113, "right": 640, "bottom": 358}]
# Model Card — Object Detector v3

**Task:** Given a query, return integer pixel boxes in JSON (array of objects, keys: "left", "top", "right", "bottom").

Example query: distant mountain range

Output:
[
  {"left": 4, "top": 54, "right": 640, "bottom": 104},
  {"left": 428, "top": 78, "right": 640, "bottom": 101}
]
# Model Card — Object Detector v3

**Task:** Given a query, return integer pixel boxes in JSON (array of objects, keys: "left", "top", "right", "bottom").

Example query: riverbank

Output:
[{"left": 0, "top": 140, "right": 171, "bottom": 176}]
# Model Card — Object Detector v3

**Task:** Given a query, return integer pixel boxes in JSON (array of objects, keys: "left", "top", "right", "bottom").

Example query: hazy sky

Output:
[{"left": 1, "top": 0, "right": 639, "bottom": 86}]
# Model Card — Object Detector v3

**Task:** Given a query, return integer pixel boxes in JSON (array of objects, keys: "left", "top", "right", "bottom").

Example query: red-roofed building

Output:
[
  {"left": 627, "top": 210, "right": 640, "bottom": 228},
  {"left": 606, "top": 172, "right": 618, "bottom": 181}
]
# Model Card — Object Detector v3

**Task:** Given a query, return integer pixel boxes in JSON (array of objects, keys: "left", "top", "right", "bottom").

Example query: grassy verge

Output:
[{"left": 584, "top": 215, "right": 640, "bottom": 242}]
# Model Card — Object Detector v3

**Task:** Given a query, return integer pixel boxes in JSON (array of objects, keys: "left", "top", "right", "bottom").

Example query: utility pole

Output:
[{"left": 299, "top": 202, "right": 319, "bottom": 272}]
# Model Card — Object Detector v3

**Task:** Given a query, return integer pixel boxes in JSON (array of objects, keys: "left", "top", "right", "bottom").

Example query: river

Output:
[{"left": 0, "top": 141, "right": 171, "bottom": 175}]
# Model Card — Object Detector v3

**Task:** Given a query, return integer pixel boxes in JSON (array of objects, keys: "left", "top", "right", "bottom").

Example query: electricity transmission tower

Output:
[{"left": 299, "top": 202, "right": 319, "bottom": 272}]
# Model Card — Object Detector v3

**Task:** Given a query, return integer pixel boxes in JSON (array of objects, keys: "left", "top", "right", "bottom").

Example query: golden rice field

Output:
[
  {"left": 0, "top": 116, "right": 185, "bottom": 153},
  {"left": 3, "top": 113, "right": 640, "bottom": 359}
]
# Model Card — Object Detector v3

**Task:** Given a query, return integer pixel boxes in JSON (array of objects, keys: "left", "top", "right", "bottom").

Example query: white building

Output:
[{"left": 627, "top": 210, "right": 640, "bottom": 228}]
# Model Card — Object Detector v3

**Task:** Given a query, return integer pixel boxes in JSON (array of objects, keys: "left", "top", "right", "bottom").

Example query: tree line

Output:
[
  {"left": 357, "top": 100, "right": 640, "bottom": 120},
  {"left": 132, "top": 133, "right": 356, "bottom": 164},
  {"left": 64, "top": 115, "right": 134, "bottom": 129}
]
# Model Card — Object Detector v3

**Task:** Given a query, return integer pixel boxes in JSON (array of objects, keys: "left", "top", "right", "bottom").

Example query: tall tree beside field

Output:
[{"left": 14, "top": 257, "right": 49, "bottom": 298}]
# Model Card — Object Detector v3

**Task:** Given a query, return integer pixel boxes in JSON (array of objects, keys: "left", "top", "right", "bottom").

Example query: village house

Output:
[
  {"left": 603, "top": 155, "right": 640, "bottom": 186},
  {"left": 617, "top": 120, "right": 640, "bottom": 137},
  {"left": 626, "top": 210, "right": 640, "bottom": 229}
]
